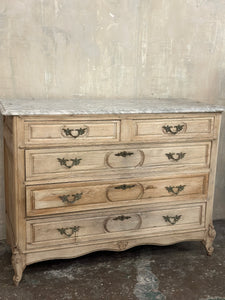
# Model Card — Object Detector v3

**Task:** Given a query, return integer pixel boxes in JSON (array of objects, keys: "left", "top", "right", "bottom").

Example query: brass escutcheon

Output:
[
  {"left": 163, "top": 215, "right": 182, "bottom": 225},
  {"left": 165, "top": 152, "right": 186, "bottom": 162},
  {"left": 114, "top": 184, "right": 136, "bottom": 190},
  {"left": 113, "top": 215, "right": 131, "bottom": 221},
  {"left": 62, "top": 127, "right": 87, "bottom": 139},
  {"left": 57, "top": 226, "right": 80, "bottom": 237},
  {"left": 162, "top": 124, "right": 185, "bottom": 135},
  {"left": 59, "top": 193, "right": 83, "bottom": 204},
  {"left": 115, "top": 151, "right": 134, "bottom": 157},
  {"left": 57, "top": 157, "right": 82, "bottom": 168},
  {"left": 165, "top": 185, "right": 185, "bottom": 195}
]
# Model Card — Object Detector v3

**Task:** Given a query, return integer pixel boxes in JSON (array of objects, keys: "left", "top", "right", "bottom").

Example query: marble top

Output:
[{"left": 0, "top": 98, "right": 224, "bottom": 116}]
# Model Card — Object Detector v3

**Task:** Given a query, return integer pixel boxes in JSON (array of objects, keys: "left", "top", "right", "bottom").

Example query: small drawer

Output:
[
  {"left": 131, "top": 116, "right": 215, "bottom": 141},
  {"left": 26, "top": 174, "right": 208, "bottom": 216},
  {"left": 26, "top": 203, "right": 206, "bottom": 249},
  {"left": 24, "top": 120, "right": 120, "bottom": 145},
  {"left": 25, "top": 142, "right": 211, "bottom": 181}
]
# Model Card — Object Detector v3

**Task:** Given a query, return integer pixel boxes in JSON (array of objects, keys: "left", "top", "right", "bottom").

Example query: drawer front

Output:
[
  {"left": 26, "top": 174, "right": 208, "bottom": 216},
  {"left": 25, "top": 142, "right": 211, "bottom": 181},
  {"left": 24, "top": 120, "right": 120, "bottom": 145},
  {"left": 131, "top": 117, "right": 215, "bottom": 141},
  {"left": 26, "top": 203, "right": 206, "bottom": 249}
]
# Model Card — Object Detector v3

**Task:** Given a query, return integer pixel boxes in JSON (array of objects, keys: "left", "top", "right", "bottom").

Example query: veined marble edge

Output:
[
  {"left": 0, "top": 102, "right": 7, "bottom": 115},
  {"left": 1, "top": 107, "right": 225, "bottom": 115},
  {"left": 0, "top": 98, "right": 224, "bottom": 115}
]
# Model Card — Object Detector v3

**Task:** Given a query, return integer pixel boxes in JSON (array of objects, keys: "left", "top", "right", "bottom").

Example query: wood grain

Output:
[
  {"left": 2, "top": 111, "right": 222, "bottom": 285},
  {"left": 26, "top": 173, "right": 208, "bottom": 216}
]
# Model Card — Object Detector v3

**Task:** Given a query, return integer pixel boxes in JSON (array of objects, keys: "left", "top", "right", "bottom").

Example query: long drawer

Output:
[
  {"left": 26, "top": 203, "right": 206, "bottom": 249},
  {"left": 25, "top": 142, "right": 211, "bottom": 181},
  {"left": 26, "top": 174, "right": 208, "bottom": 216}
]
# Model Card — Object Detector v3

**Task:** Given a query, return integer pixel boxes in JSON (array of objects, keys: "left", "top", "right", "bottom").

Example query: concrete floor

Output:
[{"left": 0, "top": 220, "right": 225, "bottom": 300}]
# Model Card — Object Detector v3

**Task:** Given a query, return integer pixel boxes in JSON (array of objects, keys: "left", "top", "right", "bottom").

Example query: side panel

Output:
[{"left": 4, "top": 116, "right": 26, "bottom": 252}]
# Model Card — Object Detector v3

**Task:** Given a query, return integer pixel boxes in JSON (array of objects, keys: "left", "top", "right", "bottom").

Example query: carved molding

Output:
[
  {"left": 117, "top": 241, "right": 129, "bottom": 251},
  {"left": 105, "top": 150, "right": 145, "bottom": 169},
  {"left": 104, "top": 214, "right": 142, "bottom": 233},
  {"left": 208, "top": 224, "right": 216, "bottom": 239},
  {"left": 106, "top": 182, "right": 144, "bottom": 202}
]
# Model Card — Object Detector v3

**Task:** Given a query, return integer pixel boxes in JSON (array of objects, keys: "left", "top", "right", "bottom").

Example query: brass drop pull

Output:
[
  {"left": 115, "top": 151, "right": 134, "bottom": 157},
  {"left": 165, "top": 185, "right": 185, "bottom": 195},
  {"left": 57, "top": 226, "right": 80, "bottom": 237},
  {"left": 162, "top": 124, "right": 184, "bottom": 135},
  {"left": 114, "top": 184, "right": 136, "bottom": 190},
  {"left": 163, "top": 215, "right": 181, "bottom": 225},
  {"left": 57, "top": 158, "right": 82, "bottom": 168},
  {"left": 59, "top": 193, "right": 83, "bottom": 204},
  {"left": 165, "top": 152, "right": 186, "bottom": 162},
  {"left": 113, "top": 215, "right": 131, "bottom": 221},
  {"left": 62, "top": 127, "right": 87, "bottom": 139}
]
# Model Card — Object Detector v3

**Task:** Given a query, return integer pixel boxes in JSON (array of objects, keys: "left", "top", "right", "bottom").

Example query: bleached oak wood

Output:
[
  {"left": 2, "top": 111, "right": 222, "bottom": 285},
  {"left": 26, "top": 173, "right": 208, "bottom": 216},
  {"left": 25, "top": 142, "right": 211, "bottom": 181},
  {"left": 4, "top": 117, "right": 27, "bottom": 285},
  {"left": 25, "top": 229, "right": 206, "bottom": 265},
  {"left": 24, "top": 120, "right": 121, "bottom": 145},
  {"left": 26, "top": 202, "right": 205, "bottom": 249},
  {"left": 202, "top": 113, "right": 222, "bottom": 255},
  {"left": 11, "top": 247, "right": 26, "bottom": 287},
  {"left": 18, "top": 113, "right": 220, "bottom": 148},
  {"left": 130, "top": 116, "right": 215, "bottom": 141}
]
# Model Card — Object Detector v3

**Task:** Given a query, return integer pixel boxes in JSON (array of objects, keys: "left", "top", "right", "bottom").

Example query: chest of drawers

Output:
[{"left": 0, "top": 98, "right": 223, "bottom": 286}]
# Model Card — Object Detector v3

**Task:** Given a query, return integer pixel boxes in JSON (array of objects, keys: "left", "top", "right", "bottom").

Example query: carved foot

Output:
[
  {"left": 202, "top": 224, "right": 216, "bottom": 256},
  {"left": 117, "top": 240, "right": 129, "bottom": 251},
  {"left": 12, "top": 247, "right": 26, "bottom": 286}
]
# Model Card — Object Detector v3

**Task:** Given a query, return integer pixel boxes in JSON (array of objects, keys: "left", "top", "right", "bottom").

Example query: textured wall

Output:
[
  {"left": 1, "top": 0, "right": 225, "bottom": 100},
  {"left": 0, "top": 0, "right": 225, "bottom": 239}
]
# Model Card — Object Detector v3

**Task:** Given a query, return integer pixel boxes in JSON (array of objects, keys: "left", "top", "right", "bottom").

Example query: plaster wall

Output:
[{"left": 0, "top": 0, "right": 225, "bottom": 239}]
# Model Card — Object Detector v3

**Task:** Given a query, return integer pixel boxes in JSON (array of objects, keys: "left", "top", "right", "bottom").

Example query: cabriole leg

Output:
[
  {"left": 202, "top": 223, "right": 216, "bottom": 256},
  {"left": 12, "top": 247, "right": 26, "bottom": 286}
]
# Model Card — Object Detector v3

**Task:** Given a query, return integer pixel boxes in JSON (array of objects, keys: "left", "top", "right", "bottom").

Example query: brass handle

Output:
[
  {"left": 163, "top": 215, "right": 182, "bottom": 225},
  {"left": 113, "top": 215, "right": 131, "bottom": 221},
  {"left": 115, "top": 151, "right": 134, "bottom": 157},
  {"left": 165, "top": 185, "right": 185, "bottom": 195},
  {"left": 57, "top": 226, "right": 80, "bottom": 237},
  {"left": 114, "top": 184, "right": 136, "bottom": 190},
  {"left": 59, "top": 193, "right": 83, "bottom": 204},
  {"left": 165, "top": 152, "right": 186, "bottom": 162},
  {"left": 57, "top": 158, "right": 82, "bottom": 168},
  {"left": 162, "top": 124, "right": 184, "bottom": 135},
  {"left": 62, "top": 127, "right": 87, "bottom": 139}
]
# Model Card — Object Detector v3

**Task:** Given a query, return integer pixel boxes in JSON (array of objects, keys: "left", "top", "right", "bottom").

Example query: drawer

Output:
[
  {"left": 26, "top": 174, "right": 208, "bottom": 216},
  {"left": 24, "top": 120, "right": 120, "bottom": 145},
  {"left": 131, "top": 116, "right": 215, "bottom": 141},
  {"left": 26, "top": 203, "right": 206, "bottom": 249},
  {"left": 25, "top": 142, "right": 211, "bottom": 181}
]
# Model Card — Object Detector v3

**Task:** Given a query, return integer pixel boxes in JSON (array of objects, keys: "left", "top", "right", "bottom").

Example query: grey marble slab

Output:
[{"left": 0, "top": 98, "right": 224, "bottom": 115}]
